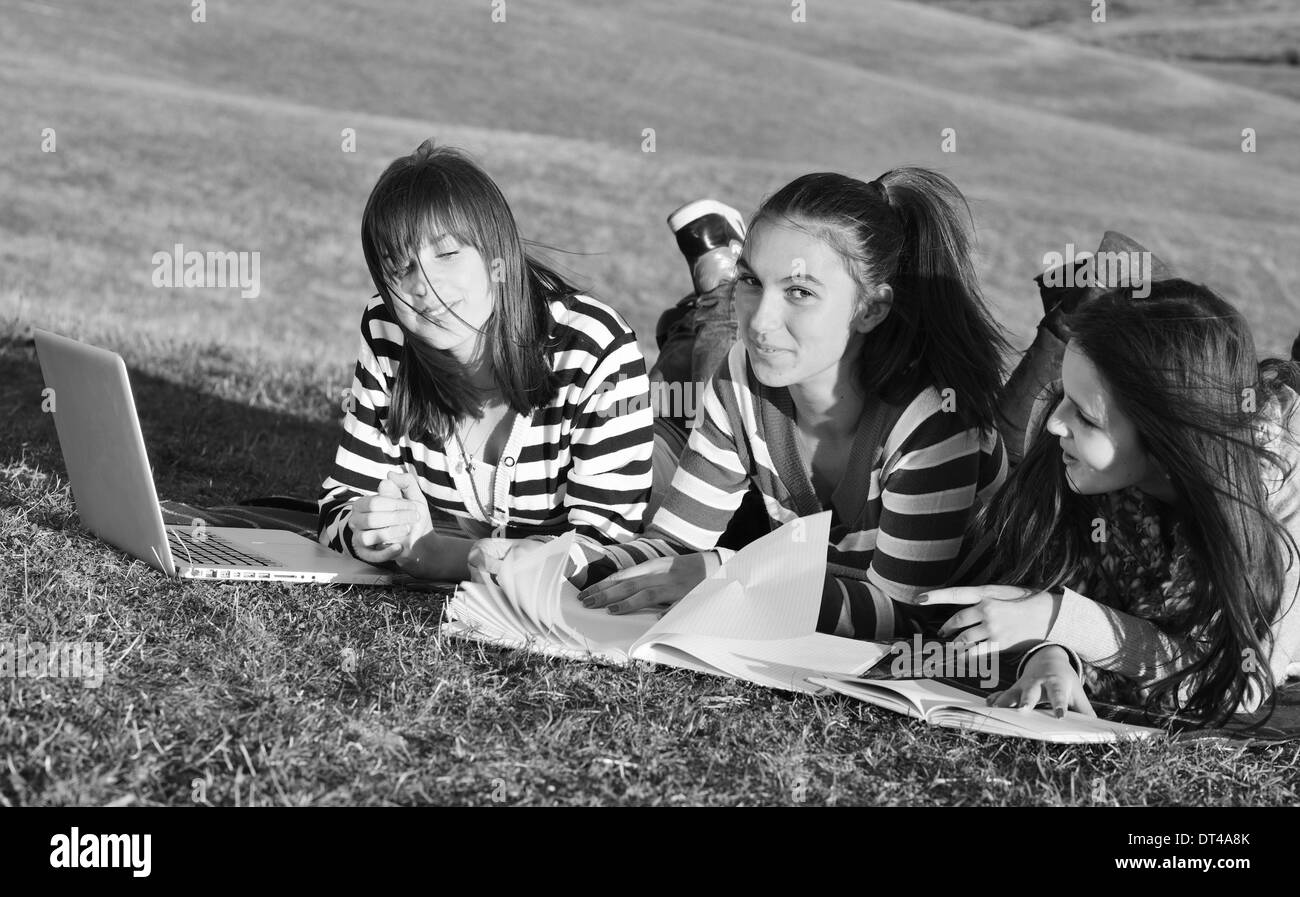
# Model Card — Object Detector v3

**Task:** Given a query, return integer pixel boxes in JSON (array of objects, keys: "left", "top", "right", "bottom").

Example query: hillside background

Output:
[{"left": 4, "top": 0, "right": 1300, "bottom": 424}]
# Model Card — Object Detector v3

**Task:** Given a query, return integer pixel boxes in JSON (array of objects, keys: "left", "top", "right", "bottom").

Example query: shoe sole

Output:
[{"left": 667, "top": 199, "right": 746, "bottom": 240}]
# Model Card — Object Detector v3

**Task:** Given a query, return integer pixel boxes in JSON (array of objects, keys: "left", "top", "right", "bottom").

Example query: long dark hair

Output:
[
  {"left": 977, "top": 280, "right": 1300, "bottom": 723},
  {"left": 750, "top": 168, "right": 1011, "bottom": 432},
  {"left": 360, "top": 140, "right": 569, "bottom": 445}
]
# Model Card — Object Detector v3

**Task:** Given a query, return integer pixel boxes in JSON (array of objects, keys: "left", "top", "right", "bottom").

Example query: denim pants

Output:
[
  {"left": 646, "top": 281, "right": 768, "bottom": 547},
  {"left": 648, "top": 282, "right": 739, "bottom": 420}
]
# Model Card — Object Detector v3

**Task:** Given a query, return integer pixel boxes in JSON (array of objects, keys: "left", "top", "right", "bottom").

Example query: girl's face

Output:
[
  {"left": 389, "top": 234, "right": 494, "bottom": 359},
  {"left": 732, "top": 220, "right": 889, "bottom": 392},
  {"left": 1046, "top": 341, "right": 1165, "bottom": 495}
]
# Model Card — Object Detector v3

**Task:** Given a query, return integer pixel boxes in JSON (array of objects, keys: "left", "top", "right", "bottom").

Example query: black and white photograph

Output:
[{"left": 3, "top": 0, "right": 1299, "bottom": 831}]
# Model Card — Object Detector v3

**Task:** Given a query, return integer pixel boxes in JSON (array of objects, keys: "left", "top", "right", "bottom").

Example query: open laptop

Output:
[{"left": 34, "top": 328, "right": 396, "bottom": 585}]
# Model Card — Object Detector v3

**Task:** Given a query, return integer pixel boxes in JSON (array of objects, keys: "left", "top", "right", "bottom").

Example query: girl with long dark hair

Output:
[
  {"left": 570, "top": 168, "right": 1012, "bottom": 639},
  {"left": 925, "top": 281, "right": 1300, "bottom": 723},
  {"left": 317, "top": 141, "right": 654, "bottom": 581}
]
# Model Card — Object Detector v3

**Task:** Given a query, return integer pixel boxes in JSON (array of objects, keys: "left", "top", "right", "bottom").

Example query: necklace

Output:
[
  {"left": 452, "top": 421, "right": 493, "bottom": 475},
  {"left": 452, "top": 410, "right": 508, "bottom": 525},
  {"left": 453, "top": 429, "right": 495, "bottom": 523}
]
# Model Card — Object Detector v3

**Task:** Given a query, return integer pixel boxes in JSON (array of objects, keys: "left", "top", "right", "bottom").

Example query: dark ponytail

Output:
[{"left": 752, "top": 168, "right": 1011, "bottom": 432}]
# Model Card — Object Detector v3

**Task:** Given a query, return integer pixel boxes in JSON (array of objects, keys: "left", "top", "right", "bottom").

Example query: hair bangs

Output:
[{"left": 362, "top": 164, "right": 482, "bottom": 301}]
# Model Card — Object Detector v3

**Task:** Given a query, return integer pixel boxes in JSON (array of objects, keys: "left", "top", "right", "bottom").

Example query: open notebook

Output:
[
  {"left": 807, "top": 674, "right": 1159, "bottom": 743},
  {"left": 440, "top": 512, "right": 1164, "bottom": 742},
  {"left": 441, "top": 512, "right": 889, "bottom": 694}
]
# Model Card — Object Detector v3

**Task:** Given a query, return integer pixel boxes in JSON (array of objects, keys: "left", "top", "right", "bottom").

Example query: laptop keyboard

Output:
[{"left": 167, "top": 530, "right": 282, "bottom": 568}]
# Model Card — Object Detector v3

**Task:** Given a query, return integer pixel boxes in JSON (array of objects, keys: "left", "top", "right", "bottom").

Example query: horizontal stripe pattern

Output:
[
  {"left": 318, "top": 292, "right": 654, "bottom": 559},
  {"left": 572, "top": 342, "right": 1008, "bottom": 639}
]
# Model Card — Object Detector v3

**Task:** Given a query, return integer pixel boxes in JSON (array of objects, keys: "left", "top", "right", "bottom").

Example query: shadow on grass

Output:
[{"left": 2, "top": 336, "right": 343, "bottom": 521}]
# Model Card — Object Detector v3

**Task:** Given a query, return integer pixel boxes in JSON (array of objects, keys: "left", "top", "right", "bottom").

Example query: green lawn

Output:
[{"left": 4, "top": 0, "right": 1300, "bottom": 805}]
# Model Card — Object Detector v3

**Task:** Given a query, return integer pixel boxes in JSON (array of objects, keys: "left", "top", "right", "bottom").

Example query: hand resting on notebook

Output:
[
  {"left": 577, "top": 553, "right": 723, "bottom": 615},
  {"left": 988, "top": 645, "right": 1096, "bottom": 719}
]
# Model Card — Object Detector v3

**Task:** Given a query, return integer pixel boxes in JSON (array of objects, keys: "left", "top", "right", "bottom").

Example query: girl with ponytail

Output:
[{"left": 568, "top": 168, "right": 1012, "bottom": 640}]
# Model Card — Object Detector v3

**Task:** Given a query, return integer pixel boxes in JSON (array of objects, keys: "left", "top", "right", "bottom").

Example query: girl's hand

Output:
[
  {"left": 467, "top": 537, "right": 548, "bottom": 581},
  {"left": 349, "top": 471, "right": 436, "bottom": 570},
  {"left": 921, "top": 584, "right": 1060, "bottom": 654},
  {"left": 988, "top": 646, "right": 1095, "bottom": 718},
  {"left": 576, "top": 553, "right": 718, "bottom": 615}
]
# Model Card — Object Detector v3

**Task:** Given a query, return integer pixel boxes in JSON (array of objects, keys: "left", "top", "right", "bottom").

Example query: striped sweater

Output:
[
  {"left": 318, "top": 292, "right": 654, "bottom": 558},
  {"left": 570, "top": 342, "right": 1009, "bottom": 638}
]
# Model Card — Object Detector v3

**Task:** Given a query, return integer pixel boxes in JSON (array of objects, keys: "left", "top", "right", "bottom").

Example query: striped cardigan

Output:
[
  {"left": 570, "top": 342, "right": 1009, "bottom": 638},
  {"left": 317, "top": 292, "right": 654, "bottom": 558}
]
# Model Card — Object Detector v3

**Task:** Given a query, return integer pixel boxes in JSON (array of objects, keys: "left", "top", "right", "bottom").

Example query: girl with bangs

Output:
[{"left": 317, "top": 140, "right": 654, "bottom": 580}]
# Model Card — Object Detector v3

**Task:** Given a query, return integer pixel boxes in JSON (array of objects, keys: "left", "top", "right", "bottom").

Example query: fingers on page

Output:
[
  {"left": 608, "top": 589, "right": 662, "bottom": 615},
  {"left": 917, "top": 587, "right": 981, "bottom": 606},
  {"left": 1045, "top": 680, "right": 1069, "bottom": 718},
  {"left": 1018, "top": 681, "right": 1043, "bottom": 713},
  {"left": 580, "top": 581, "right": 631, "bottom": 608}
]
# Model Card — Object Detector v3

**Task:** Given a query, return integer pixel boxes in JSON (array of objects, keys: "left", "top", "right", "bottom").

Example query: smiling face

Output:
[
  {"left": 1046, "top": 341, "right": 1166, "bottom": 495},
  {"left": 387, "top": 233, "right": 494, "bottom": 361},
  {"left": 732, "top": 220, "right": 890, "bottom": 394}
]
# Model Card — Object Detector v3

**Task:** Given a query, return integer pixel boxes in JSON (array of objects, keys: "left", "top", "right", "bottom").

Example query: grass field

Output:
[
  {"left": 4, "top": 0, "right": 1300, "bottom": 805},
  {"left": 918, "top": 0, "right": 1300, "bottom": 100}
]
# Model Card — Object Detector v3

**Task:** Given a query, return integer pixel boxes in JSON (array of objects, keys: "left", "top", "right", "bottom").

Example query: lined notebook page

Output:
[
  {"left": 638, "top": 633, "right": 891, "bottom": 693},
  {"left": 639, "top": 512, "right": 832, "bottom": 644}
]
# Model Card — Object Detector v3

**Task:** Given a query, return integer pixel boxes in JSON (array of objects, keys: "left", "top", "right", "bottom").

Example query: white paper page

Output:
[
  {"left": 810, "top": 676, "right": 1160, "bottom": 742},
  {"left": 446, "top": 580, "right": 532, "bottom": 641},
  {"left": 706, "top": 510, "right": 832, "bottom": 601},
  {"left": 553, "top": 587, "right": 655, "bottom": 660},
  {"left": 529, "top": 532, "right": 590, "bottom": 651},
  {"left": 805, "top": 675, "right": 919, "bottom": 717},
  {"left": 809, "top": 675, "right": 977, "bottom": 718},
  {"left": 927, "top": 707, "right": 1158, "bottom": 743},
  {"left": 492, "top": 533, "right": 564, "bottom": 640},
  {"left": 638, "top": 512, "right": 832, "bottom": 647},
  {"left": 743, "top": 633, "right": 890, "bottom": 676},
  {"left": 933, "top": 705, "right": 1160, "bottom": 741},
  {"left": 537, "top": 535, "right": 571, "bottom": 633},
  {"left": 438, "top": 619, "right": 608, "bottom": 663},
  {"left": 473, "top": 531, "right": 588, "bottom": 651},
  {"left": 447, "top": 577, "right": 506, "bottom": 631},
  {"left": 635, "top": 635, "right": 819, "bottom": 694},
  {"left": 637, "top": 632, "right": 889, "bottom": 691},
  {"left": 461, "top": 531, "right": 652, "bottom": 658},
  {"left": 507, "top": 532, "right": 649, "bottom": 655}
]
